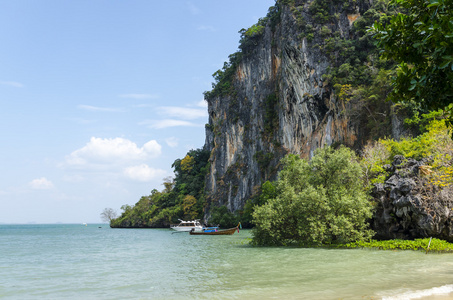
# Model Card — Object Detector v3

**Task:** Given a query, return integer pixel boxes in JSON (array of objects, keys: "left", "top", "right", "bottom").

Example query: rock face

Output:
[
  {"left": 202, "top": 0, "right": 452, "bottom": 241},
  {"left": 372, "top": 156, "right": 453, "bottom": 242},
  {"left": 203, "top": 0, "right": 375, "bottom": 216}
]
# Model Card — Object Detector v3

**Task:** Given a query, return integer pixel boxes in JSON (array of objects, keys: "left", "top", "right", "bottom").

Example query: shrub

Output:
[
  {"left": 361, "top": 119, "right": 453, "bottom": 188},
  {"left": 252, "top": 146, "right": 374, "bottom": 246}
]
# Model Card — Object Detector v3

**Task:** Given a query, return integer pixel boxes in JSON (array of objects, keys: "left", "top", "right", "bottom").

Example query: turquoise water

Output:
[{"left": 1, "top": 224, "right": 453, "bottom": 299}]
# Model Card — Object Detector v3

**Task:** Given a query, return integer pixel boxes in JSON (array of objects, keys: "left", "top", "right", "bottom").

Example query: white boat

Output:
[{"left": 170, "top": 219, "right": 204, "bottom": 232}]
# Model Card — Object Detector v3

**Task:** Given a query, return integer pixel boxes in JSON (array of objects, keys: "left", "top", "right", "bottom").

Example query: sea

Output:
[{"left": 1, "top": 224, "right": 453, "bottom": 300}]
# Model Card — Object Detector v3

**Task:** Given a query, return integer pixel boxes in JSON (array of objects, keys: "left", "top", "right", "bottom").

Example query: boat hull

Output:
[
  {"left": 170, "top": 219, "right": 204, "bottom": 232},
  {"left": 189, "top": 227, "right": 238, "bottom": 235},
  {"left": 170, "top": 226, "right": 203, "bottom": 232}
]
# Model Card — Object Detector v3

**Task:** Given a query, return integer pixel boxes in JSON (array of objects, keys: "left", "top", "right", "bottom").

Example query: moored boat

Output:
[
  {"left": 189, "top": 226, "right": 239, "bottom": 235},
  {"left": 170, "top": 219, "right": 204, "bottom": 232}
]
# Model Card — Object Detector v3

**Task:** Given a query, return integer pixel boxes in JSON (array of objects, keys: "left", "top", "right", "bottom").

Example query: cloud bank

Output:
[
  {"left": 124, "top": 164, "right": 167, "bottom": 182},
  {"left": 29, "top": 177, "right": 54, "bottom": 190},
  {"left": 63, "top": 137, "right": 167, "bottom": 182},
  {"left": 157, "top": 106, "right": 208, "bottom": 120},
  {"left": 66, "top": 137, "right": 162, "bottom": 166}
]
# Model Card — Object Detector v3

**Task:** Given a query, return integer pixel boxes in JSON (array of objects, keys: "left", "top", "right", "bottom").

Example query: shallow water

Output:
[{"left": 1, "top": 224, "right": 452, "bottom": 299}]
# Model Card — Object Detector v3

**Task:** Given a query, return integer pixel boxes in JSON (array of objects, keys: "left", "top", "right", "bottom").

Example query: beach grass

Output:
[{"left": 341, "top": 238, "right": 453, "bottom": 253}]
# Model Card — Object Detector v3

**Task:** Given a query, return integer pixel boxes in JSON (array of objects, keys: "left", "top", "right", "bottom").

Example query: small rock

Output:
[
  {"left": 390, "top": 188, "right": 400, "bottom": 200},
  {"left": 393, "top": 196, "right": 411, "bottom": 208},
  {"left": 393, "top": 155, "right": 405, "bottom": 168},
  {"left": 383, "top": 164, "right": 393, "bottom": 172},
  {"left": 396, "top": 178, "right": 416, "bottom": 194},
  {"left": 373, "top": 183, "right": 385, "bottom": 194},
  {"left": 385, "top": 175, "right": 400, "bottom": 188}
]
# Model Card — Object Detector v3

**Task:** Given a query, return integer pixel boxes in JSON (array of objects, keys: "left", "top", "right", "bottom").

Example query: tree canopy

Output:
[
  {"left": 370, "top": 0, "right": 453, "bottom": 126},
  {"left": 252, "top": 147, "right": 374, "bottom": 246}
]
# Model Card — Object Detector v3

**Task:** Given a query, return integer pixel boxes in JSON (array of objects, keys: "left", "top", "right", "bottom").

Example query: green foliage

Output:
[
  {"left": 310, "top": 1, "right": 399, "bottom": 140},
  {"left": 239, "top": 3, "right": 283, "bottom": 50},
  {"left": 280, "top": 0, "right": 295, "bottom": 6},
  {"left": 180, "top": 155, "right": 195, "bottom": 173},
  {"left": 382, "top": 119, "right": 450, "bottom": 160},
  {"left": 361, "top": 141, "right": 391, "bottom": 185},
  {"left": 404, "top": 104, "right": 450, "bottom": 134},
  {"left": 360, "top": 119, "right": 453, "bottom": 187},
  {"left": 241, "top": 24, "right": 265, "bottom": 39},
  {"left": 209, "top": 205, "right": 239, "bottom": 228},
  {"left": 182, "top": 195, "right": 198, "bottom": 220},
  {"left": 370, "top": 0, "right": 453, "bottom": 128},
  {"left": 308, "top": 0, "right": 332, "bottom": 24},
  {"left": 203, "top": 52, "right": 243, "bottom": 100},
  {"left": 110, "top": 148, "right": 210, "bottom": 228},
  {"left": 252, "top": 147, "right": 374, "bottom": 246},
  {"left": 204, "top": 3, "right": 283, "bottom": 101},
  {"left": 241, "top": 181, "right": 277, "bottom": 227},
  {"left": 342, "top": 238, "right": 453, "bottom": 253},
  {"left": 253, "top": 151, "right": 275, "bottom": 171}
]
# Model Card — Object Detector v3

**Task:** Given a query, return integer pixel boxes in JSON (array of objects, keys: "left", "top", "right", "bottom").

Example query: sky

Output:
[{"left": 0, "top": 0, "right": 276, "bottom": 224}]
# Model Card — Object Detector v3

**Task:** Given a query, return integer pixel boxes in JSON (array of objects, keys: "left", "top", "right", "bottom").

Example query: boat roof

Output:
[{"left": 178, "top": 219, "right": 201, "bottom": 224}]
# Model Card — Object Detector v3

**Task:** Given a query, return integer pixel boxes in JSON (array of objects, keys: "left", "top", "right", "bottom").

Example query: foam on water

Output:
[{"left": 381, "top": 285, "right": 453, "bottom": 300}]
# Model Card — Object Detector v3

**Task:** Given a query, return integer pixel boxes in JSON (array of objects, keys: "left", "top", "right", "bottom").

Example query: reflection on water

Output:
[{"left": 1, "top": 225, "right": 452, "bottom": 299}]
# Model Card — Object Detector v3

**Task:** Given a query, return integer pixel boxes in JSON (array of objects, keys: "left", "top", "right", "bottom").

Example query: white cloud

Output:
[
  {"left": 196, "top": 100, "right": 208, "bottom": 108},
  {"left": 0, "top": 80, "right": 24, "bottom": 88},
  {"left": 119, "top": 94, "right": 159, "bottom": 99},
  {"left": 29, "top": 177, "right": 54, "bottom": 190},
  {"left": 141, "top": 119, "right": 202, "bottom": 129},
  {"left": 165, "top": 137, "right": 179, "bottom": 148},
  {"left": 123, "top": 164, "right": 167, "bottom": 182},
  {"left": 157, "top": 106, "right": 208, "bottom": 120},
  {"left": 65, "top": 137, "right": 162, "bottom": 166},
  {"left": 78, "top": 105, "right": 124, "bottom": 112}
]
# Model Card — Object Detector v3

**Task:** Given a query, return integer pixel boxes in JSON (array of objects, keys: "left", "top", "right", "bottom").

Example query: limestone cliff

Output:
[{"left": 203, "top": 0, "right": 384, "bottom": 216}]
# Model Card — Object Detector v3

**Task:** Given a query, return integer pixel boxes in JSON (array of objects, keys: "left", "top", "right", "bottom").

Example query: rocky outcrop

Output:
[
  {"left": 372, "top": 155, "right": 453, "bottom": 242},
  {"left": 203, "top": 0, "right": 375, "bottom": 216},
  {"left": 201, "top": 0, "right": 452, "bottom": 242}
]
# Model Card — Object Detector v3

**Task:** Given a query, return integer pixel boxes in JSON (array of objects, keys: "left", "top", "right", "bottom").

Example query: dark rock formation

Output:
[
  {"left": 203, "top": 0, "right": 381, "bottom": 217},
  {"left": 372, "top": 155, "right": 453, "bottom": 242}
]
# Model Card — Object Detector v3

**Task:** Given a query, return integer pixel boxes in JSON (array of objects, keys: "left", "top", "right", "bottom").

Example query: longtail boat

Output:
[{"left": 189, "top": 226, "right": 239, "bottom": 235}]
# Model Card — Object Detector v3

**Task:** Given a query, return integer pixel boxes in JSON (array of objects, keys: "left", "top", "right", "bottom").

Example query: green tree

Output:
[
  {"left": 182, "top": 195, "right": 198, "bottom": 220},
  {"left": 252, "top": 147, "right": 374, "bottom": 246},
  {"left": 210, "top": 205, "right": 239, "bottom": 228},
  {"left": 241, "top": 181, "right": 277, "bottom": 227},
  {"left": 180, "top": 155, "right": 195, "bottom": 173},
  {"left": 370, "top": 0, "right": 453, "bottom": 126}
]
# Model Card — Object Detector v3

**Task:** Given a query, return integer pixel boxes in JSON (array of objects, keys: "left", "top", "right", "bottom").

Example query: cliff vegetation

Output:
[{"left": 110, "top": 148, "right": 210, "bottom": 228}]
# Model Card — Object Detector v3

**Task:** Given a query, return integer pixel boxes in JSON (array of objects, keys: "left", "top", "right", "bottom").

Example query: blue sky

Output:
[{"left": 0, "top": 0, "right": 275, "bottom": 224}]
